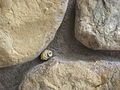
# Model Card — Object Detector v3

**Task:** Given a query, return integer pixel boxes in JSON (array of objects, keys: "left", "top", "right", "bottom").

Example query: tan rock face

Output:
[
  {"left": 75, "top": 0, "right": 120, "bottom": 50},
  {"left": 19, "top": 60, "right": 102, "bottom": 90},
  {"left": 0, "top": 0, "right": 68, "bottom": 67}
]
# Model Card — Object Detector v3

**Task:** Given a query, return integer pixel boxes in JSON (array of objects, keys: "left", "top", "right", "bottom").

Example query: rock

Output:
[
  {"left": 19, "top": 58, "right": 120, "bottom": 90},
  {"left": 0, "top": 0, "right": 68, "bottom": 67},
  {"left": 0, "top": 0, "right": 120, "bottom": 90},
  {"left": 75, "top": 0, "right": 120, "bottom": 50},
  {"left": 19, "top": 59, "right": 102, "bottom": 90},
  {"left": 0, "top": 83, "right": 4, "bottom": 90}
]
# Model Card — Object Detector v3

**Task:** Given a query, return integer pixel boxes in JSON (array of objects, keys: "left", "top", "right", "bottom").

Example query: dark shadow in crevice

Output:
[
  {"left": 0, "top": 57, "right": 43, "bottom": 90},
  {"left": 0, "top": 0, "right": 120, "bottom": 90},
  {"left": 48, "top": 0, "right": 120, "bottom": 62}
]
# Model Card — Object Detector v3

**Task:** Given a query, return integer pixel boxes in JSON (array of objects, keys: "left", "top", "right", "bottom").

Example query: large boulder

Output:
[
  {"left": 0, "top": 0, "right": 68, "bottom": 67},
  {"left": 19, "top": 58, "right": 120, "bottom": 90},
  {"left": 75, "top": 0, "right": 120, "bottom": 50},
  {"left": 19, "top": 59, "right": 102, "bottom": 90}
]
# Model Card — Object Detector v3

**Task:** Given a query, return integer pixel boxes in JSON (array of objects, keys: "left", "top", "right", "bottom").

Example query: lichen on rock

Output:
[{"left": 75, "top": 0, "right": 120, "bottom": 50}]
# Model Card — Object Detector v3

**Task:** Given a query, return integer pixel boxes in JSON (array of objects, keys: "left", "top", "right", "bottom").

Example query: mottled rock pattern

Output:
[
  {"left": 0, "top": 0, "right": 120, "bottom": 90},
  {"left": 75, "top": 0, "right": 120, "bottom": 50},
  {"left": 0, "top": 0, "right": 68, "bottom": 67},
  {"left": 19, "top": 58, "right": 120, "bottom": 90},
  {"left": 0, "top": 83, "right": 4, "bottom": 90},
  {"left": 19, "top": 59, "right": 102, "bottom": 90}
]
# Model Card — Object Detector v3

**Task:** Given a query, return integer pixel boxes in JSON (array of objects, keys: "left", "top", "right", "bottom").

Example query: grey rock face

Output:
[
  {"left": 75, "top": 0, "right": 120, "bottom": 50},
  {"left": 0, "top": 83, "right": 5, "bottom": 90}
]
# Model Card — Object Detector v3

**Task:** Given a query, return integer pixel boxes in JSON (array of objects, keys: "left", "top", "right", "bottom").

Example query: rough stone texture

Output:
[
  {"left": 0, "top": 82, "right": 5, "bottom": 90},
  {"left": 75, "top": 0, "right": 120, "bottom": 50},
  {"left": 0, "top": 0, "right": 68, "bottom": 67},
  {"left": 19, "top": 58, "right": 120, "bottom": 90},
  {"left": 0, "top": 0, "right": 120, "bottom": 90},
  {"left": 0, "top": 57, "right": 42, "bottom": 90},
  {"left": 19, "top": 59, "right": 102, "bottom": 90}
]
